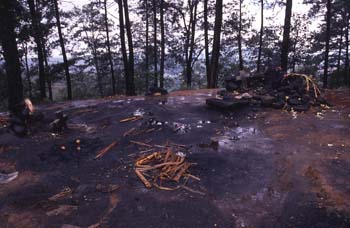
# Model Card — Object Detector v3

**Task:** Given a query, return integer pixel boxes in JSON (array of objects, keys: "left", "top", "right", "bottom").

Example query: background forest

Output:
[{"left": 0, "top": 0, "right": 349, "bottom": 111}]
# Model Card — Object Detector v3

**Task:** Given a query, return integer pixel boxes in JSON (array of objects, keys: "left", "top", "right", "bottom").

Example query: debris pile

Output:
[
  {"left": 207, "top": 70, "right": 329, "bottom": 112},
  {"left": 134, "top": 149, "right": 202, "bottom": 193},
  {"left": 255, "top": 73, "right": 327, "bottom": 112}
]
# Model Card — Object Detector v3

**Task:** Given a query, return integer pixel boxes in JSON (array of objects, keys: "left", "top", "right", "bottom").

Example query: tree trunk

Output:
[
  {"left": 23, "top": 43, "right": 33, "bottom": 98},
  {"left": 27, "top": 0, "right": 46, "bottom": 99},
  {"left": 104, "top": 0, "right": 116, "bottom": 95},
  {"left": 337, "top": 26, "right": 343, "bottom": 72},
  {"left": 123, "top": 0, "right": 136, "bottom": 96},
  {"left": 257, "top": 0, "right": 263, "bottom": 72},
  {"left": 292, "top": 27, "right": 299, "bottom": 72},
  {"left": 160, "top": 0, "right": 165, "bottom": 88},
  {"left": 145, "top": 0, "right": 150, "bottom": 91},
  {"left": 117, "top": 0, "right": 129, "bottom": 95},
  {"left": 208, "top": 0, "right": 223, "bottom": 88},
  {"left": 153, "top": 0, "right": 158, "bottom": 87},
  {"left": 186, "top": 1, "right": 198, "bottom": 88},
  {"left": 92, "top": 43, "right": 104, "bottom": 97},
  {"left": 238, "top": 0, "right": 243, "bottom": 70},
  {"left": 204, "top": 0, "right": 211, "bottom": 88},
  {"left": 323, "top": 0, "right": 331, "bottom": 88},
  {"left": 281, "top": 0, "right": 293, "bottom": 72},
  {"left": 0, "top": 0, "right": 24, "bottom": 113},
  {"left": 345, "top": 12, "right": 349, "bottom": 86},
  {"left": 53, "top": 0, "right": 72, "bottom": 99},
  {"left": 42, "top": 39, "right": 53, "bottom": 101}
]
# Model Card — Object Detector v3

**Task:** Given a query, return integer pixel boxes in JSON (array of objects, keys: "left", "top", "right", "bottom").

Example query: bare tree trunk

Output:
[
  {"left": 53, "top": 0, "right": 72, "bottom": 99},
  {"left": 204, "top": 0, "right": 211, "bottom": 87},
  {"left": 123, "top": 0, "right": 136, "bottom": 96},
  {"left": 345, "top": 12, "right": 349, "bottom": 86},
  {"left": 238, "top": 0, "right": 243, "bottom": 70},
  {"left": 337, "top": 26, "right": 343, "bottom": 72},
  {"left": 117, "top": 0, "right": 129, "bottom": 95},
  {"left": 160, "top": 0, "right": 165, "bottom": 88},
  {"left": 292, "top": 27, "right": 299, "bottom": 72},
  {"left": 23, "top": 43, "right": 33, "bottom": 98},
  {"left": 27, "top": 0, "right": 46, "bottom": 99},
  {"left": 0, "top": 0, "right": 24, "bottom": 113},
  {"left": 104, "top": 0, "right": 116, "bottom": 95},
  {"left": 208, "top": 0, "right": 223, "bottom": 88},
  {"left": 153, "top": 0, "right": 158, "bottom": 87},
  {"left": 257, "top": 0, "right": 263, "bottom": 72},
  {"left": 42, "top": 39, "right": 53, "bottom": 101},
  {"left": 323, "top": 0, "right": 331, "bottom": 88},
  {"left": 281, "top": 0, "right": 293, "bottom": 72},
  {"left": 185, "top": 0, "right": 198, "bottom": 88},
  {"left": 92, "top": 44, "right": 104, "bottom": 97},
  {"left": 145, "top": 0, "right": 150, "bottom": 91}
]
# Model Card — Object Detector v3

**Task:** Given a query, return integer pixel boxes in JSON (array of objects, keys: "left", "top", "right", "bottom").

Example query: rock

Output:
[
  {"left": 206, "top": 98, "right": 249, "bottom": 110},
  {"left": 259, "top": 95, "right": 275, "bottom": 107},
  {"left": 146, "top": 87, "right": 168, "bottom": 96}
]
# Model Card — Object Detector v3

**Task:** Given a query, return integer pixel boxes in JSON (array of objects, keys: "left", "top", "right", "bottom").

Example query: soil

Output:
[{"left": 0, "top": 89, "right": 350, "bottom": 228}]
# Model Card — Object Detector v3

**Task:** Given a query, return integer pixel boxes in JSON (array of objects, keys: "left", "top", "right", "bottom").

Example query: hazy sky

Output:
[{"left": 60, "top": 0, "right": 312, "bottom": 30}]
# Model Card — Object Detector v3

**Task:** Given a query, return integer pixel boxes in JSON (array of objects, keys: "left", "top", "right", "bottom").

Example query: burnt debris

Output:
[{"left": 207, "top": 68, "right": 329, "bottom": 112}]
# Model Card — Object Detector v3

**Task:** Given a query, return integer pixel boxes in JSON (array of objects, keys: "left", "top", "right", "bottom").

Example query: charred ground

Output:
[{"left": 0, "top": 89, "right": 350, "bottom": 228}]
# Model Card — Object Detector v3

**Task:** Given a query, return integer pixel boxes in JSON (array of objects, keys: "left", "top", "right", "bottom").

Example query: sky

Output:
[
  {"left": 60, "top": 0, "right": 312, "bottom": 31},
  {"left": 53, "top": 0, "right": 317, "bottom": 60}
]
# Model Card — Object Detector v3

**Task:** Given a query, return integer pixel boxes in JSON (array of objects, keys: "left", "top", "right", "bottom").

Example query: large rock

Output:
[{"left": 206, "top": 98, "right": 249, "bottom": 110}]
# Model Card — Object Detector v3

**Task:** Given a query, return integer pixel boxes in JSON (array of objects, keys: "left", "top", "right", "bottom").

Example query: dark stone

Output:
[
  {"left": 293, "top": 104, "right": 311, "bottom": 112},
  {"left": 50, "top": 111, "right": 68, "bottom": 133},
  {"left": 206, "top": 98, "right": 249, "bottom": 110},
  {"left": 146, "top": 87, "right": 168, "bottom": 96}
]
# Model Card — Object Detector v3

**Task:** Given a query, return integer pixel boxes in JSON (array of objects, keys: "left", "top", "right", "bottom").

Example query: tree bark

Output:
[
  {"left": 204, "top": 0, "right": 211, "bottom": 88},
  {"left": 208, "top": 0, "right": 223, "bottom": 88},
  {"left": 53, "top": 0, "right": 72, "bottom": 99},
  {"left": 257, "top": 0, "right": 263, "bottom": 72},
  {"left": 145, "top": 0, "right": 150, "bottom": 91},
  {"left": 238, "top": 0, "right": 243, "bottom": 70},
  {"left": 27, "top": 0, "right": 46, "bottom": 99},
  {"left": 292, "top": 25, "right": 299, "bottom": 72},
  {"left": 281, "top": 0, "right": 293, "bottom": 72},
  {"left": 345, "top": 11, "right": 349, "bottom": 86},
  {"left": 323, "top": 0, "right": 331, "bottom": 88},
  {"left": 42, "top": 39, "right": 53, "bottom": 101},
  {"left": 123, "top": 0, "right": 136, "bottom": 96},
  {"left": 104, "top": 0, "right": 117, "bottom": 95},
  {"left": 117, "top": 0, "right": 129, "bottom": 95},
  {"left": 185, "top": 0, "right": 198, "bottom": 88},
  {"left": 160, "top": 0, "right": 165, "bottom": 88},
  {"left": 23, "top": 43, "right": 33, "bottom": 98},
  {"left": 153, "top": 0, "right": 158, "bottom": 87},
  {"left": 0, "top": 0, "right": 24, "bottom": 113},
  {"left": 337, "top": 26, "right": 343, "bottom": 72}
]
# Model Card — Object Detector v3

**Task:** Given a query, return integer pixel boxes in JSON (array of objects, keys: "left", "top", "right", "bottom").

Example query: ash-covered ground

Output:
[{"left": 0, "top": 89, "right": 350, "bottom": 228}]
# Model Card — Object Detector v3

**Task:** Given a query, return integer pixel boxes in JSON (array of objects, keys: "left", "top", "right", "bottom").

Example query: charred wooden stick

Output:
[
  {"left": 130, "top": 140, "right": 153, "bottom": 148},
  {"left": 119, "top": 116, "right": 143, "bottom": 123},
  {"left": 137, "top": 161, "right": 184, "bottom": 172},
  {"left": 135, "top": 169, "right": 152, "bottom": 188},
  {"left": 123, "top": 127, "right": 136, "bottom": 137},
  {"left": 173, "top": 163, "right": 191, "bottom": 182},
  {"left": 95, "top": 141, "right": 118, "bottom": 159},
  {"left": 181, "top": 185, "right": 205, "bottom": 196},
  {"left": 135, "top": 152, "right": 161, "bottom": 166}
]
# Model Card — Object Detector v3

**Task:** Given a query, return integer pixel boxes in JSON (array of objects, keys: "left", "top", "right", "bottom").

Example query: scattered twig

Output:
[{"left": 95, "top": 141, "right": 118, "bottom": 159}]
